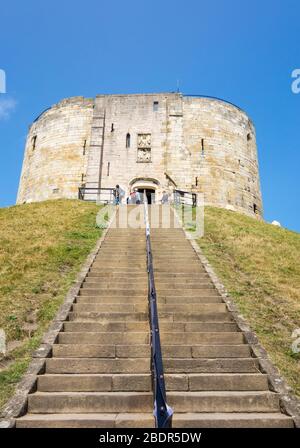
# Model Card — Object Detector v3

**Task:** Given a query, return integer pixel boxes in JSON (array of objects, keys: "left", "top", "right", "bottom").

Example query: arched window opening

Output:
[{"left": 126, "top": 133, "right": 131, "bottom": 148}]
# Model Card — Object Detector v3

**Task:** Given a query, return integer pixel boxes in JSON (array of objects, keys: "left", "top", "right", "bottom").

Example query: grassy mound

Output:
[
  {"left": 0, "top": 199, "right": 102, "bottom": 410},
  {"left": 197, "top": 207, "right": 300, "bottom": 397}
]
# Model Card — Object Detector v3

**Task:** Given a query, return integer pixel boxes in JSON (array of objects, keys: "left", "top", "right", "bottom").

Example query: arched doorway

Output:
[{"left": 129, "top": 177, "right": 160, "bottom": 204}]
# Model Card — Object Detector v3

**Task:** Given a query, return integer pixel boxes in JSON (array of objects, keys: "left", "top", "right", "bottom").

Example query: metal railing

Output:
[
  {"left": 78, "top": 187, "right": 116, "bottom": 204},
  {"left": 143, "top": 192, "right": 173, "bottom": 428},
  {"left": 174, "top": 189, "right": 197, "bottom": 207}
]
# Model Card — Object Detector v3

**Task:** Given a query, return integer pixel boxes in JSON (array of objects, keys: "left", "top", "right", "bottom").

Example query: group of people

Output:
[{"left": 113, "top": 185, "right": 169, "bottom": 205}]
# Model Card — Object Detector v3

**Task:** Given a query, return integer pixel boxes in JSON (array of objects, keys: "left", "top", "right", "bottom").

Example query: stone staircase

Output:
[{"left": 16, "top": 205, "right": 294, "bottom": 427}]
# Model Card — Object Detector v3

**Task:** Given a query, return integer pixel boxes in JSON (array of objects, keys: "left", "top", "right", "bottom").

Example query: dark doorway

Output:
[{"left": 138, "top": 188, "right": 155, "bottom": 204}]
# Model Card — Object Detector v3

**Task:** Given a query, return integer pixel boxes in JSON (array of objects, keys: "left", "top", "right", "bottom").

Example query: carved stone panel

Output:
[
  {"left": 137, "top": 133, "right": 151, "bottom": 148},
  {"left": 137, "top": 147, "right": 151, "bottom": 162},
  {"left": 137, "top": 133, "right": 151, "bottom": 162}
]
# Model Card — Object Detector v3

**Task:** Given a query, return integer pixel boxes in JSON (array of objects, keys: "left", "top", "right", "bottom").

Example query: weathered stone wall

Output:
[
  {"left": 17, "top": 93, "right": 263, "bottom": 218},
  {"left": 17, "top": 97, "right": 93, "bottom": 203}
]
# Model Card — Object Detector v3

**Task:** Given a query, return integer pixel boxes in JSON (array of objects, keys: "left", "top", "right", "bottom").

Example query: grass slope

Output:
[
  {"left": 197, "top": 207, "right": 300, "bottom": 396},
  {"left": 0, "top": 199, "right": 102, "bottom": 410}
]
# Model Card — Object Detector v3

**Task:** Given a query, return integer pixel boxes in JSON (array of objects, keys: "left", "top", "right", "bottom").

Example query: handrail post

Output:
[{"left": 143, "top": 190, "right": 173, "bottom": 428}]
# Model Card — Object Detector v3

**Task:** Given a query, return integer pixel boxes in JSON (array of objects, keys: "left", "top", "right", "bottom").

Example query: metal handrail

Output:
[
  {"left": 78, "top": 187, "right": 116, "bottom": 203},
  {"left": 174, "top": 189, "right": 197, "bottom": 207},
  {"left": 143, "top": 192, "right": 173, "bottom": 428}
]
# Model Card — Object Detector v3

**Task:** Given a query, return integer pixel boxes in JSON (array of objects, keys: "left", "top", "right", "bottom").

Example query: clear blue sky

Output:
[{"left": 0, "top": 0, "right": 299, "bottom": 231}]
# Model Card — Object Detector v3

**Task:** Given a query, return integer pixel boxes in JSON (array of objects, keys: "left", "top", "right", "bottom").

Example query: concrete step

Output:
[
  {"left": 163, "top": 358, "right": 259, "bottom": 373},
  {"left": 75, "top": 295, "right": 221, "bottom": 304},
  {"left": 38, "top": 374, "right": 152, "bottom": 392},
  {"left": 91, "top": 263, "right": 146, "bottom": 269},
  {"left": 162, "top": 296, "right": 223, "bottom": 304},
  {"left": 52, "top": 344, "right": 251, "bottom": 359},
  {"left": 158, "top": 303, "right": 226, "bottom": 311},
  {"left": 167, "top": 391, "right": 280, "bottom": 413},
  {"left": 156, "top": 285, "right": 215, "bottom": 291},
  {"left": 46, "top": 358, "right": 150, "bottom": 374},
  {"left": 83, "top": 280, "right": 148, "bottom": 287},
  {"left": 92, "top": 262, "right": 146, "bottom": 275},
  {"left": 172, "top": 413, "right": 294, "bottom": 428},
  {"left": 86, "top": 271, "right": 209, "bottom": 279},
  {"left": 161, "top": 345, "right": 252, "bottom": 358},
  {"left": 79, "top": 289, "right": 147, "bottom": 297},
  {"left": 28, "top": 392, "right": 153, "bottom": 413},
  {"left": 16, "top": 413, "right": 155, "bottom": 428},
  {"left": 52, "top": 344, "right": 151, "bottom": 358},
  {"left": 87, "top": 272, "right": 148, "bottom": 278},
  {"left": 76, "top": 296, "right": 147, "bottom": 304},
  {"left": 27, "top": 391, "right": 279, "bottom": 414},
  {"left": 68, "top": 311, "right": 232, "bottom": 322},
  {"left": 63, "top": 321, "right": 149, "bottom": 332},
  {"left": 185, "top": 373, "right": 268, "bottom": 391},
  {"left": 72, "top": 303, "right": 226, "bottom": 313},
  {"left": 83, "top": 278, "right": 209, "bottom": 287},
  {"left": 68, "top": 311, "right": 149, "bottom": 322},
  {"left": 37, "top": 373, "right": 268, "bottom": 393},
  {"left": 160, "top": 332, "right": 244, "bottom": 344},
  {"left": 58, "top": 332, "right": 149, "bottom": 345},
  {"left": 72, "top": 303, "right": 147, "bottom": 313},
  {"left": 63, "top": 321, "right": 238, "bottom": 333}
]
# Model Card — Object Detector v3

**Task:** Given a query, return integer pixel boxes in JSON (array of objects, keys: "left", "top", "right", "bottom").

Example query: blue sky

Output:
[{"left": 0, "top": 0, "right": 299, "bottom": 231}]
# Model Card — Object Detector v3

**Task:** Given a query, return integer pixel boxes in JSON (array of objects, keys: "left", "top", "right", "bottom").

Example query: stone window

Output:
[
  {"left": 137, "top": 133, "right": 151, "bottom": 163},
  {"left": 253, "top": 203, "right": 257, "bottom": 214},
  {"left": 153, "top": 101, "right": 159, "bottom": 111},
  {"left": 32, "top": 135, "right": 37, "bottom": 150},
  {"left": 107, "top": 162, "right": 110, "bottom": 176},
  {"left": 111, "top": 123, "right": 114, "bottom": 132},
  {"left": 247, "top": 133, "right": 252, "bottom": 141},
  {"left": 201, "top": 138, "right": 205, "bottom": 156},
  {"left": 126, "top": 133, "right": 131, "bottom": 148},
  {"left": 83, "top": 139, "right": 87, "bottom": 155}
]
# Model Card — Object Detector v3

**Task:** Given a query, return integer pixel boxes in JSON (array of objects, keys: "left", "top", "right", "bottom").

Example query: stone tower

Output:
[{"left": 17, "top": 93, "right": 263, "bottom": 218}]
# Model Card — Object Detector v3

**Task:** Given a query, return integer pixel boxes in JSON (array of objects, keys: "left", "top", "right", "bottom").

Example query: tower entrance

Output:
[{"left": 137, "top": 188, "right": 155, "bottom": 204}]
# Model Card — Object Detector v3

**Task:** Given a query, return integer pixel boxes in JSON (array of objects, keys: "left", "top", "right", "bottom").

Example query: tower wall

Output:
[
  {"left": 17, "top": 97, "right": 93, "bottom": 204},
  {"left": 17, "top": 93, "right": 263, "bottom": 218}
]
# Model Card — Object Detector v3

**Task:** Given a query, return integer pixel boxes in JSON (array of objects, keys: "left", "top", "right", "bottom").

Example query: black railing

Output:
[
  {"left": 174, "top": 189, "right": 197, "bottom": 207},
  {"left": 78, "top": 187, "right": 116, "bottom": 204},
  {"left": 143, "top": 192, "right": 173, "bottom": 428}
]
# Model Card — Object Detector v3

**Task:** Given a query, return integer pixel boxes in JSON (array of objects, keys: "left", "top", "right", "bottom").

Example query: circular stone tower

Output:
[{"left": 17, "top": 93, "right": 263, "bottom": 218}]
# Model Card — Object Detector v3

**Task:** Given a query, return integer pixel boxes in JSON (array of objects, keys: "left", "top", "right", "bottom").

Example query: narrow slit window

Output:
[
  {"left": 111, "top": 123, "right": 114, "bottom": 132},
  {"left": 107, "top": 162, "right": 110, "bottom": 176},
  {"left": 201, "top": 138, "right": 205, "bottom": 156},
  {"left": 32, "top": 135, "right": 37, "bottom": 150},
  {"left": 195, "top": 177, "right": 198, "bottom": 186},
  {"left": 153, "top": 101, "right": 159, "bottom": 111},
  {"left": 247, "top": 133, "right": 252, "bottom": 141},
  {"left": 253, "top": 203, "right": 257, "bottom": 214},
  {"left": 83, "top": 139, "right": 87, "bottom": 155},
  {"left": 126, "top": 133, "right": 131, "bottom": 148}
]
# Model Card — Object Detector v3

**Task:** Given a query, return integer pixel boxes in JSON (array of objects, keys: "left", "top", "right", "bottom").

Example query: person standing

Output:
[
  {"left": 114, "top": 185, "right": 120, "bottom": 205},
  {"left": 161, "top": 191, "right": 169, "bottom": 204},
  {"left": 135, "top": 189, "right": 141, "bottom": 204}
]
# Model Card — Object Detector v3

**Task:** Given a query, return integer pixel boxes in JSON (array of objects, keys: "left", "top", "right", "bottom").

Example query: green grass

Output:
[
  {"left": 0, "top": 199, "right": 102, "bottom": 410},
  {"left": 197, "top": 207, "right": 300, "bottom": 396}
]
